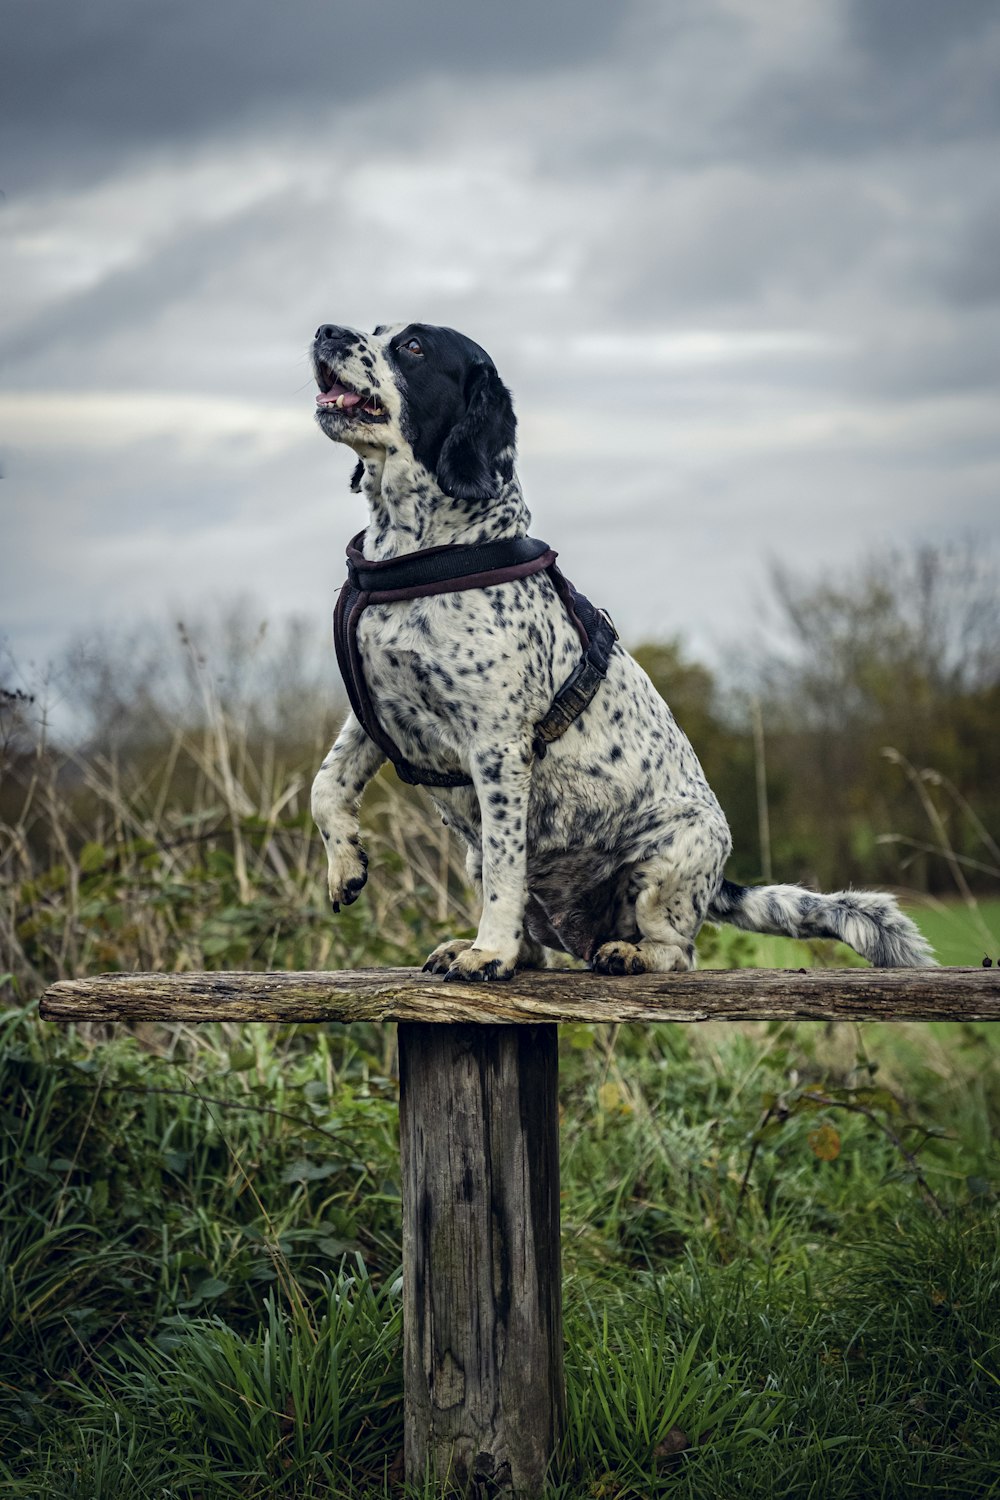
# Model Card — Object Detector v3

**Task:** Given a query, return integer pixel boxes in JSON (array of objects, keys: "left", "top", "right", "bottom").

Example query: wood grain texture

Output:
[
  {"left": 40, "top": 966, "right": 1000, "bottom": 1024},
  {"left": 398, "top": 1023, "right": 563, "bottom": 1495}
]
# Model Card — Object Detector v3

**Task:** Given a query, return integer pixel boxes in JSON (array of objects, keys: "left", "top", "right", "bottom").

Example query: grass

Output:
[
  {"left": 903, "top": 898, "right": 1000, "bottom": 968},
  {"left": 2, "top": 956, "right": 1000, "bottom": 1498}
]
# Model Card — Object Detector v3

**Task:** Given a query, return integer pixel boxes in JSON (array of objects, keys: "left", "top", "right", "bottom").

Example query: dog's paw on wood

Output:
[
  {"left": 592, "top": 939, "right": 693, "bottom": 974},
  {"left": 592, "top": 940, "right": 649, "bottom": 975},
  {"left": 422, "top": 938, "right": 475, "bottom": 974},
  {"left": 441, "top": 946, "right": 518, "bottom": 983}
]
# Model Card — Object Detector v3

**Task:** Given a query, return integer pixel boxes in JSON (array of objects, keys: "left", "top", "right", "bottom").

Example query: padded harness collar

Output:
[{"left": 333, "top": 529, "right": 617, "bottom": 788}]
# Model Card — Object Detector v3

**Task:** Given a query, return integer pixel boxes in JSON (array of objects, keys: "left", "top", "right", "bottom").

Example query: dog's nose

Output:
[{"left": 316, "top": 324, "right": 348, "bottom": 344}]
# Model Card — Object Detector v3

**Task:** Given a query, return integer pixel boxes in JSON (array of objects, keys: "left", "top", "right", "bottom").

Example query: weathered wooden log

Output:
[
  {"left": 40, "top": 965, "right": 1000, "bottom": 1024},
  {"left": 398, "top": 1023, "right": 563, "bottom": 1495}
]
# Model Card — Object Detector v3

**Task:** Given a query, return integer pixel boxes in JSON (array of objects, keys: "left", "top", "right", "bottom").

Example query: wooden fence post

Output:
[{"left": 398, "top": 1022, "right": 564, "bottom": 1495}]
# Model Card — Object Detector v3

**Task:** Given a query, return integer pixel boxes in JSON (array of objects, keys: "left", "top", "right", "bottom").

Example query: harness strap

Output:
[
  {"left": 532, "top": 577, "right": 618, "bottom": 758},
  {"left": 347, "top": 533, "right": 555, "bottom": 597},
  {"left": 333, "top": 531, "right": 617, "bottom": 788}
]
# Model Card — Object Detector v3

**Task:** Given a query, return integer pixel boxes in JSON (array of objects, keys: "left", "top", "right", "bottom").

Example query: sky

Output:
[{"left": 3, "top": 0, "right": 999, "bottom": 702}]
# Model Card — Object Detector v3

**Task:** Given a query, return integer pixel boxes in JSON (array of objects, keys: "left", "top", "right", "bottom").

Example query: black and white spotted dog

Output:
[{"left": 309, "top": 322, "right": 934, "bottom": 980}]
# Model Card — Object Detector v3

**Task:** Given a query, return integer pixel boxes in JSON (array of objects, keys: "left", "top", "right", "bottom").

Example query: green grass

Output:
[
  {"left": 904, "top": 898, "right": 1000, "bottom": 968},
  {"left": 3, "top": 898, "right": 1000, "bottom": 1499}
]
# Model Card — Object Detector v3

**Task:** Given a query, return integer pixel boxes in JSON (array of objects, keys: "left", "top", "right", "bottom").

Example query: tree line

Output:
[{"left": 636, "top": 543, "right": 1000, "bottom": 893}]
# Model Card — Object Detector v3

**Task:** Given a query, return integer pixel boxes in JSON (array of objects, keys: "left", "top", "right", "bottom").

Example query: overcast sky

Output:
[{"left": 3, "top": 0, "right": 999, "bottom": 703}]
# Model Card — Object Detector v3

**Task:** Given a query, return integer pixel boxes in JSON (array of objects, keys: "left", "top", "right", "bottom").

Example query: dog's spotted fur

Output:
[{"left": 309, "top": 321, "right": 935, "bottom": 980}]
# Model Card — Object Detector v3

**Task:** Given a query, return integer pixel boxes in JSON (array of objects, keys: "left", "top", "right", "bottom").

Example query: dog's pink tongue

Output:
[{"left": 317, "top": 382, "right": 363, "bottom": 408}]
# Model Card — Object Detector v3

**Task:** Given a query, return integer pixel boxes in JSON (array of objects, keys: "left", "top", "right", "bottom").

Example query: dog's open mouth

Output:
[{"left": 315, "top": 366, "right": 386, "bottom": 421}]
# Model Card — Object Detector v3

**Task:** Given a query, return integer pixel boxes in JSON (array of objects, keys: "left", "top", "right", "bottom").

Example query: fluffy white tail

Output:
[{"left": 707, "top": 879, "right": 936, "bottom": 967}]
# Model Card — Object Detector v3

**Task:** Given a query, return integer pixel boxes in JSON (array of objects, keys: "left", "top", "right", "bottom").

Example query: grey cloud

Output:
[
  {"left": 4, "top": 0, "right": 1000, "bottom": 682},
  {"left": 847, "top": 0, "right": 997, "bottom": 67},
  {"left": 2, "top": 187, "right": 309, "bottom": 381},
  {"left": 3, "top": 0, "right": 628, "bottom": 191},
  {"left": 530, "top": 1, "right": 1000, "bottom": 181},
  {"left": 846, "top": 313, "right": 1000, "bottom": 401},
  {"left": 586, "top": 169, "right": 897, "bottom": 325},
  {"left": 936, "top": 196, "right": 1000, "bottom": 308},
  {"left": 734, "top": 4, "right": 1000, "bottom": 162}
]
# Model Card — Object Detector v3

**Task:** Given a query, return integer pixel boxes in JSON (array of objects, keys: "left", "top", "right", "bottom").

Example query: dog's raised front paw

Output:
[
  {"left": 325, "top": 838, "right": 369, "bottom": 912},
  {"left": 442, "top": 946, "right": 517, "bottom": 983}
]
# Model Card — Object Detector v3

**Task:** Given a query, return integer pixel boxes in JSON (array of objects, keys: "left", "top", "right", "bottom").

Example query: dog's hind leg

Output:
[
  {"left": 592, "top": 875, "right": 699, "bottom": 973},
  {"left": 592, "top": 811, "right": 729, "bottom": 975}
]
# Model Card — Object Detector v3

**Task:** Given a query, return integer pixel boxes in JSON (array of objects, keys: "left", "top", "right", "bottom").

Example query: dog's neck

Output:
[{"left": 357, "top": 451, "right": 531, "bottom": 559}]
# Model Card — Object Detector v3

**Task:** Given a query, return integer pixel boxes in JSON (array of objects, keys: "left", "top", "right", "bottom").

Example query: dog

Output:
[{"left": 309, "top": 321, "right": 934, "bottom": 980}]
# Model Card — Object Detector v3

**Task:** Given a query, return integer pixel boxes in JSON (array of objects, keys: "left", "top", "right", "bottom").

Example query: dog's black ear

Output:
[
  {"left": 350, "top": 459, "right": 365, "bottom": 493},
  {"left": 437, "top": 363, "right": 516, "bottom": 501}
]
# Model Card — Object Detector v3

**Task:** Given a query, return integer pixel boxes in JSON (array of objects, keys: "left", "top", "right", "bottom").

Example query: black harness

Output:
[{"left": 333, "top": 530, "right": 617, "bottom": 788}]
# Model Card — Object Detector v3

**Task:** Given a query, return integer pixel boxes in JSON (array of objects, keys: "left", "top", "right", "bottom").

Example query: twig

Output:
[
  {"left": 875, "top": 834, "right": 1000, "bottom": 881},
  {"left": 882, "top": 747, "right": 996, "bottom": 950},
  {"left": 932, "top": 771, "right": 1000, "bottom": 869},
  {"left": 801, "top": 1090, "right": 945, "bottom": 1218},
  {"left": 737, "top": 1101, "right": 777, "bottom": 1209}
]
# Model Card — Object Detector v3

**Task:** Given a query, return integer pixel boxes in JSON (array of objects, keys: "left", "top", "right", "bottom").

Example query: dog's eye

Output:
[{"left": 402, "top": 337, "right": 423, "bottom": 356}]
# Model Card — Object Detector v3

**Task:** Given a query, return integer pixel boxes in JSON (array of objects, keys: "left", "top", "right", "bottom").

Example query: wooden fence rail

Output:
[
  {"left": 40, "top": 966, "right": 1000, "bottom": 1495},
  {"left": 40, "top": 964, "right": 1000, "bottom": 1025}
]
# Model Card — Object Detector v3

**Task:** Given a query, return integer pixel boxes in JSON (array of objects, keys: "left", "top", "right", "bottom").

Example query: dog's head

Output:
[{"left": 311, "top": 322, "right": 516, "bottom": 502}]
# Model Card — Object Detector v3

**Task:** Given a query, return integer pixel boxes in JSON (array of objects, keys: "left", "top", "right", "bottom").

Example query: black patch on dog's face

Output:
[
  {"left": 312, "top": 321, "right": 517, "bottom": 501},
  {"left": 388, "top": 324, "right": 516, "bottom": 501}
]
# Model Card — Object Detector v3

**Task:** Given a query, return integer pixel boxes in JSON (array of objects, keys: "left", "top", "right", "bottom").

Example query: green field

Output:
[{"left": 908, "top": 898, "right": 1000, "bottom": 968}]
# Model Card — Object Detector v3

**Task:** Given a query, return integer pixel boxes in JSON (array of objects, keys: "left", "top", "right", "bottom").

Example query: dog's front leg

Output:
[
  {"left": 311, "top": 714, "right": 384, "bottom": 912},
  {"left": 442, "top": 741, "right": 532, "bottom": 983}
]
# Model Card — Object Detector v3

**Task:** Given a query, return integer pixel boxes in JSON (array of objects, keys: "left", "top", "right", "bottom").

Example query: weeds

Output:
[
  {"left": 3, "top": 1001, "right": 999, "bottom": 1498},
  {"left": 0, "top": 639, "right": 480, "bottom": 992}
]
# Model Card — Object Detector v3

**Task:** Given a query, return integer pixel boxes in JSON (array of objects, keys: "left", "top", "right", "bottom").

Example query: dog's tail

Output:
[{"left": 706, "top": 879, "right": 936, "bottom": 968}]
